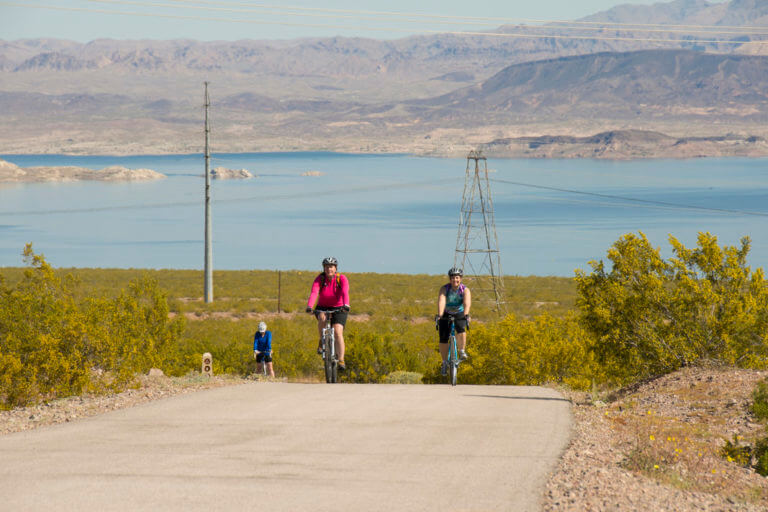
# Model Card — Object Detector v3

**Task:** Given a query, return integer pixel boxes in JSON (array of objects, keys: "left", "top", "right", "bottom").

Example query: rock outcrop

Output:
[
  {"left": 0, "top": 159, "right": 165, "bottom": 182},
  {"left": 211, "top": 167, "right": 253, "bottom": 179}
]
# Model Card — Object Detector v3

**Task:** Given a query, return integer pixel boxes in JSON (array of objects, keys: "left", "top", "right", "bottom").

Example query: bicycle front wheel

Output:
[
  {"left": 449, "top": 335, "right": 458, "bottom": 386},
  {"left": 331, "top": 359, "right": 338, "bottom": 383}
]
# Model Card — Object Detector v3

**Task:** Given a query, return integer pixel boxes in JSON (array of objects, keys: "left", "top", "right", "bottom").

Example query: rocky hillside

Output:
[
  {"left": 3, "top": 0, "right": 768, "bottom": 155},
  {"left": 418, "top": 50, "right": 768, "bottom": 122}
]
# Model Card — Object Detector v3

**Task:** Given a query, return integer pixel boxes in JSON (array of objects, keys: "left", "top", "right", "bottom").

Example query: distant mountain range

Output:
[{"left": 2, "top": 0, "right": 768, "bottom": 156}]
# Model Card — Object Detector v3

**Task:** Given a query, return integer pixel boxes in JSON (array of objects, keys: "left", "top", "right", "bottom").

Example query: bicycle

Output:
[
  {"left": 438, "top": 314, "right": 466, "bottom": 387},
  {"left": 254, "top": 350, "right": 270, "bottom": 378},
  {"left": 315, "top": 308, "right": 341, "bottom": 383}
]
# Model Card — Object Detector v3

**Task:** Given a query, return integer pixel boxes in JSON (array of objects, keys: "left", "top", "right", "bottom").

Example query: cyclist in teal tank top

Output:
[{"left": 436, "top": 267, "right": 472, "bottom": 376}]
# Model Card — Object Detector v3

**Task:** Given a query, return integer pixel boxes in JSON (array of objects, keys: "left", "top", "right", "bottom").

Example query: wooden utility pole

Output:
[{"left": 203, "top": 82, "right": 213, "bottom": 303}]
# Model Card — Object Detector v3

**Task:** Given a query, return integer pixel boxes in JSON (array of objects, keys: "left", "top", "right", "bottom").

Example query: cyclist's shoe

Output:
[
  {"left": 338, "top": 360, "right": 346, "bottom": 371},
  {"left": 459, "top": 350, "right": 468, "bottom": 361},
  {"left": 316, "top": 339, "right": 323, "bottom": 355},
  {"left": 440, "top": 361, "right": 448, "bottom": 376}
]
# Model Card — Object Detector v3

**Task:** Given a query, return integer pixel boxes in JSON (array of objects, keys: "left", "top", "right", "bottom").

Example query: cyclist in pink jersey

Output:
[{"left": 306, "top": 257, "right": 350, "bottom": 370}]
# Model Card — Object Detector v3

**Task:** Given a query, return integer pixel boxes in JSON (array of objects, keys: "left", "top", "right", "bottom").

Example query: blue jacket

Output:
[{"left": 253, "top": 331, "right": 272, "bottom": 354}]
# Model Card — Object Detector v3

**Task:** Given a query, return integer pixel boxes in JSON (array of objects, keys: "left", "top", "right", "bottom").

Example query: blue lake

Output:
[{"left": 1, "top": 152, "right": 767, "bottom": 276}]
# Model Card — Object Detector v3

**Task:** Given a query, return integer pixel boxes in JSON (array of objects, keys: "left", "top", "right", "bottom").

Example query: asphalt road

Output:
[{"left": 0, "top": 383, "right": 571, "bottom": 511}]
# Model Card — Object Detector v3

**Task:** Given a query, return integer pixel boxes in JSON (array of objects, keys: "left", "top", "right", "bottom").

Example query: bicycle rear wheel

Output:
[{"left": 323, "top": 334, "right": 334, "bottom": 383}]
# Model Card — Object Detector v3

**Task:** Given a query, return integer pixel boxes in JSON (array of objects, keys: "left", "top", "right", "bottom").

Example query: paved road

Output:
[{"left": 0, "top": 383, "right": 571, "bottom": 512}]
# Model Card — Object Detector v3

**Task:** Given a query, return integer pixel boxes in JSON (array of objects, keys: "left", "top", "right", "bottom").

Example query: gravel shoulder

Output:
[{"left": 544, "top": 366, "right": 768, "bottom": 511}]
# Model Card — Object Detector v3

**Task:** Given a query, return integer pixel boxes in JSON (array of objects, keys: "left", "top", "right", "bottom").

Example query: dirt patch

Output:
[{"left": 544, "top": 366, "right": 768, "bottom": 511}]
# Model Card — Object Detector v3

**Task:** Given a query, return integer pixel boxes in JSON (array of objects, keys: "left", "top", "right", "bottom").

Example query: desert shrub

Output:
[
  {"left": 341, "top": 320, "right": 436, "bottom": 383},
  {"left": 720, "top": 435, "right": 753, "bottom": 467},
  {"left": 177, "top": 316, "right": 320, "bottom": 378},
  {"left": 754, "top": 436, "right": 768, "bottom": 477},
  {"left": 0, "top": 245, "right": 184, "bottom": 408},
  {"left": 383, "top": 371, "right": 423, "bottom": 384},
  {"left": 576, "top": 232, "right": 768, "bottom": 384},
  {"left": 425, "top": 312, "right": 598, "bottom": 388},
  {"left": 751, "top": 378, "right": 768, "bottom": 422}
]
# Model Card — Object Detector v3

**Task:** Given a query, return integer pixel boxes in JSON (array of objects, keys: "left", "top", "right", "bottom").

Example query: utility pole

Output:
[
  {"left": 454, "top": 149, "right": 506, "bottom": 313},
  {"left": 203, "top": 82, "right": 213, "bottom": 303}
]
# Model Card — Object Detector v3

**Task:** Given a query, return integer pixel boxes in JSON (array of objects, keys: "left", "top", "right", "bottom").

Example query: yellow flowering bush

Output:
[
  {"left": 0, "top": 245, "right": 184, "bottom": 408},
  {"left": 576, "top": 232, "right": 768, "bottom": 384}
]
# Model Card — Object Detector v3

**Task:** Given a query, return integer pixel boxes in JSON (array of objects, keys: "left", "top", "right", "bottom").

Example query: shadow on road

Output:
[{"left": 466, "top": 394, "right": 571, "bottom": 403}]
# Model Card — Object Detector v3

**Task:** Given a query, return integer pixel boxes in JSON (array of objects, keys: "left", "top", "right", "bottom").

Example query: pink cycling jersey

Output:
[{"left": 307, "top": 273, "right": 350, "bottom": 309}]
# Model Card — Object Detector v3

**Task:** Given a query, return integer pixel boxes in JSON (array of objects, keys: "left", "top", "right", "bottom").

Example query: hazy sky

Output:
[{"left": 0, "top": 0, "right": 717, "bottom": 42}]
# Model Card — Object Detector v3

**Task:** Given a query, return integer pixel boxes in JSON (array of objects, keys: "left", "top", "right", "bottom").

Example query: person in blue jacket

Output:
[{"left": 253, "top": 321, "right": 274, "bottom": 377}]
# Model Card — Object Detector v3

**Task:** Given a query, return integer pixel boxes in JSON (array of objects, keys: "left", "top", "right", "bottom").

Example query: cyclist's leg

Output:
[
  {"left": 315, "top": 312, "right": 327, "bottom": 353},
  {"left": 256, "top": 352, "right": 264, "bottom": 373},
  {"left": 266, "top": 362, "right": 275, "bottom": 377},
  {"left": 456, "top": 332, "right": 467, "bottom": 352},
  {"left": 437, "top": 317, "right": 450, "bottom": 364},
  {"left": 333, "top": 323, "right": 345, "bottom": 362},
  {"left": 331, "top": 309, "right": 348, "bottom": 365},
  {"left": 454, "top": 317, "right": 468, "bottom": 356},
  {"left": 316, "top": 312, "right": 327, "bottom": 338}
]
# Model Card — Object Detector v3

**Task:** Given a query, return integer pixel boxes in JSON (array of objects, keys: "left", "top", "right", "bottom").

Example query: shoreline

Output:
[{"left": 4, "top": 148, "right": 768, "bottom": 160}]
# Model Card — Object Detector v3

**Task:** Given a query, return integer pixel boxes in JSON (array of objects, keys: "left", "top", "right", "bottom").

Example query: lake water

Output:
[{"left": 1, "top": 152, "right": 767, "bottom": 277}]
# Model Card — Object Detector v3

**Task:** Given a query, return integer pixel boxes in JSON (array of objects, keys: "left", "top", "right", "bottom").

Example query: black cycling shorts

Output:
[
  {"left": 315, "top": 309, "right": 348, "bottom": 327},
  {"left": 256, "top": 352, "right": 273, "bottom": 363},
  {"left": 438, "top": 314, "right": 467, "bottom": 343}
]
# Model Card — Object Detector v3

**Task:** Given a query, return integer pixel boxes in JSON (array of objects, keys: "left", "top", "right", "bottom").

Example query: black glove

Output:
[
  {"left": 342, "top": 304, "right": 350, "bottom": 312},
  {"left": 435, "top": 314, "right": 440, "bottom": 330},
  {"left": 305, "top": 307, "right": 313, "bottom": 314}
]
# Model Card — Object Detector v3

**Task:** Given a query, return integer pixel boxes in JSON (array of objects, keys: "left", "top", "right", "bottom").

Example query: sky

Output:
[{"left": 0, "top": 0, "right": 705, "bottom": 42}]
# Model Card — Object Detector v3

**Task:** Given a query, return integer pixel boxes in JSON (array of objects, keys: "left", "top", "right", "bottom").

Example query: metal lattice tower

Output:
[{"left": 454, "top": 150, "right": 506, "bottom": 313}]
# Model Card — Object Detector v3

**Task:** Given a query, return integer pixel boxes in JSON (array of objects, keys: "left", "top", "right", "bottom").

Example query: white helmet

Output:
[{"left": 258, "top": 322, "right": 267, "bottom": 333}]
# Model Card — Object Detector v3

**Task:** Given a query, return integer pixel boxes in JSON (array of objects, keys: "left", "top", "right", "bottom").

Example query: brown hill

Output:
[
  {"left": 3, "top": 0, "right": 768, "bottom": 155},
  {"left": 417, "top": 50, "right": 768, "bottom": 123}
]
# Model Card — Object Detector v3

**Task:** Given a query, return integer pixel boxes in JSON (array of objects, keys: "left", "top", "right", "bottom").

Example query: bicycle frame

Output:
[
  {"left": 315, "top": 308, "right": 340, "bottom": 383},
  {"left": 255, "top": 351, "right": 269, "bottom": 377},
  {"left": 447, "top": 318, "right": 459, "bottom": 387}
]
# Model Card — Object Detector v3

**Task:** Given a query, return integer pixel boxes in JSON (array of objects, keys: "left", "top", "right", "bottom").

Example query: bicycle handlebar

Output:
[
  {"left": 313, "top": 306, "right": 349, "bottom": 314},
  {"left": 435, "top": 313, "right": 471, "bottom": 330}
]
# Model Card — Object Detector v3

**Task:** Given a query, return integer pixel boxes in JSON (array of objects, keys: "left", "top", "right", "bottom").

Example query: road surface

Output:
[{"left": 0, "top": 382, "right": 571, "bottom": 511}]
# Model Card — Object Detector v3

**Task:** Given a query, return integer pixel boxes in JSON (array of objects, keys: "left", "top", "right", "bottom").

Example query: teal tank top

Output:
[{"left": 444, "top": 283, "right": 465, "bottom": 314}]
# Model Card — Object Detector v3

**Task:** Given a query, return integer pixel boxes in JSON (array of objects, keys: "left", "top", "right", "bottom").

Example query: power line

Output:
[
  {"left": 144, "top": 0, "right": 768, "bottom": 33},
  {"left": 489, "top": 178, "right": 768, "bottom": 217},
  {"left": 0, "top": 177, "right": 460, "bottom": 216},
  {"left": 3, "top": 1, "right": 768, "bottom": 45},
  {"left": 82, "top": 0, "right": 768, "bottom": 37}
]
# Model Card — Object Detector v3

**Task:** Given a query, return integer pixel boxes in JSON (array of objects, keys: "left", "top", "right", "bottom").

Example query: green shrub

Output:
[
  {"left": 424, "top": 312, "right": 599, "bottom": 388},
  {"left": 576, "top": 232, "right": 768, "bottom": 384},
  {"left": 383, "top": 371, "right": 424, "bottom": 384},
  {"left": 720, "top": 435, "right": 752, "bottom": 467},
  {"left": 754, "top": 436, "right": 768, "bottom": 477},
  {"left": 0, "top": 245, "right": 184, "bottom": 408},
  {"left": 751, "top": 379, "right": 768, "bottom": 421}
]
